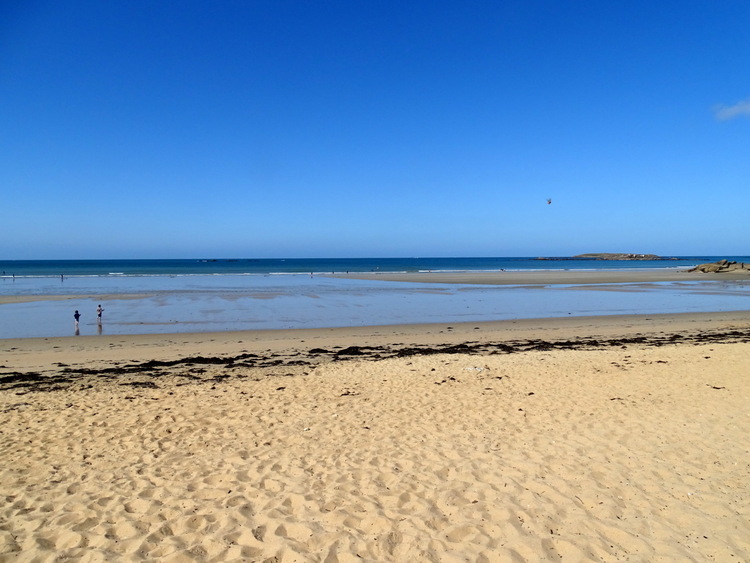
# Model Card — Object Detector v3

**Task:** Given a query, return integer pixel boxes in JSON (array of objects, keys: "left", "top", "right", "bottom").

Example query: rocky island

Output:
[
  {"left": 573, "top": 253, "right": 675, "bottom": 260},
  {"left": 536, "top": 253, "right": 674, "bottom": 261}
]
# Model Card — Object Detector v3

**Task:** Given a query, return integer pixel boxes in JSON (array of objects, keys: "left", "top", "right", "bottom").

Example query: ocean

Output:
[
  {"left": 0, "top": 256, "right": 742, "bottom": 277},
  {"left": 1, "top": 257, "right": 749, "bottom": 339}
]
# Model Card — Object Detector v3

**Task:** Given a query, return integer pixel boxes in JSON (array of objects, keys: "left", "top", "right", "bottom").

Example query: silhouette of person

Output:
[{"left": 96, "top": 304, "right": 104, "bottom": 324}]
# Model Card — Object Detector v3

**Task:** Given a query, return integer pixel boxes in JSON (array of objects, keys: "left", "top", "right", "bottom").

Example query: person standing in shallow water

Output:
[
  {"left": 74, "top": 310, "right": 81, "bottom": 329},
  {"left": 96, "top": 304, "right": 104, "bottom": 324}
]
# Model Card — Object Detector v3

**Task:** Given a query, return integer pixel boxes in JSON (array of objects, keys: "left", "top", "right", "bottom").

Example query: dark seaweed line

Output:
[{"left": 2, "top": 328, "right": 749, "bottom": 392}]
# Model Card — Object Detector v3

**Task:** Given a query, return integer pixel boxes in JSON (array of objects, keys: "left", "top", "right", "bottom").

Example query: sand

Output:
[
  {"left": 333, "top": 268, "right": 750, "bottom": 286},
  {"left": 0, "top": 294, "right": 150, "bottom": 306},
  {"left": 2, "top": 312, "right": 750, "bottom": 562}
]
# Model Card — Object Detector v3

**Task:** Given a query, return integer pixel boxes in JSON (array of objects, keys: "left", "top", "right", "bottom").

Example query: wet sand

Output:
[
  {"left": 4, "top": 268, "right": 750, "bottom": 340},
  {"left": 333, "top": 268, "right": 750, "bottom": 285},
  {"left": 0, "top": 294, "right": 151, "bottom": 305},
  {"left": 2, "top": 311, "right": 750, "bottom": 561}
]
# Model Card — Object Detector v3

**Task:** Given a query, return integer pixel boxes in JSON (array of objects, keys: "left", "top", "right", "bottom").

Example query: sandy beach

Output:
[
  {"left": 2, "top": 310, "right": 749, "bottom": 562},
  {"left": 333, "top": 268, "right": 750, "bottom": 286}
]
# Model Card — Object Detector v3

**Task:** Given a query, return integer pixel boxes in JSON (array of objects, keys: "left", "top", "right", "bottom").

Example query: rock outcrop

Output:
[{"left": 689, "top": 259, "right": 750, "bottom": 273}]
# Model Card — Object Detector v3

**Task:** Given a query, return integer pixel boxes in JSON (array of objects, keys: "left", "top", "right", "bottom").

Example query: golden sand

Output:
[{"left": 1, "top": 312, "right": 749, "bottom": 562}]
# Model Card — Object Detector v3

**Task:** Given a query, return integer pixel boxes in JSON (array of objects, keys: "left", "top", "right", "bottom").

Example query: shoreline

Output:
[
  {"left": 2, "top": 309, "right": 749, "bottom": 366},
  {"left": 331, "top": 268, "right": 750, "bottom": 285},
  {"left": 3, "top": 267, "right": 749, "bottom": 304},
  {"left": 2, "top": 268, "right": 749, "bottom": 340},
  {"left": 0, "top": 293, "right": 153, "bottom": 305}
]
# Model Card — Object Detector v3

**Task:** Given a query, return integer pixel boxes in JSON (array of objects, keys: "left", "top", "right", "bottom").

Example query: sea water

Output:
[
  {"left": 1, "top": 257, "right": 749, "bottom": 339},
  {"left": 0, "top": 256, "right": 743, "bottom": 277}
]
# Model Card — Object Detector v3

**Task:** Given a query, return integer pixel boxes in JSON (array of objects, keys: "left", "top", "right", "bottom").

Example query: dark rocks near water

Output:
[{"left": 688, "top": 259, "right": 750, "bottom": 274}]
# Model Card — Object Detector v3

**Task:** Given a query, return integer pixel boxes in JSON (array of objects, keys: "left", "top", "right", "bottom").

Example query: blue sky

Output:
[{"left": 2, "top": 0, "right": 749, "bottom": 259}]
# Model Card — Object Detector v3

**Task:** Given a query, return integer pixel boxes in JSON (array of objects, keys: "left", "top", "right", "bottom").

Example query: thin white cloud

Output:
[{"left": 713, "top": 97, "right": 750, "bottom": 120}]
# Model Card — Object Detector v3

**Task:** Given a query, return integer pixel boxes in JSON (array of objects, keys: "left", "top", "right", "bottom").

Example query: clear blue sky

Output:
[{"left": 2, "top": 0, "right": 748, "bottom": 259}]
